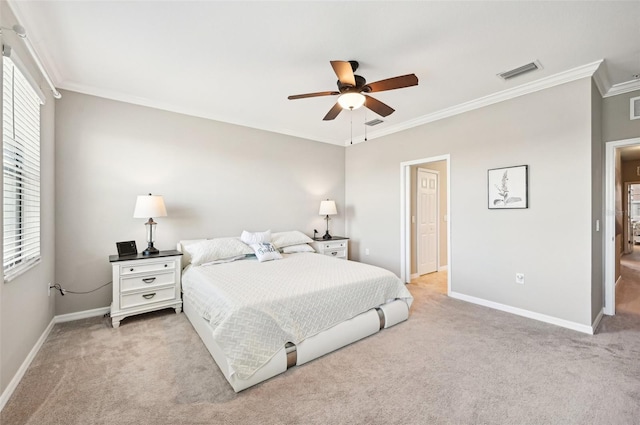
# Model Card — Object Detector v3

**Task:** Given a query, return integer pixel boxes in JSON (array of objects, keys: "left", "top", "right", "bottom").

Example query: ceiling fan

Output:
[{"left": 288, "top": 60, "right": 419, "bottom": 121}]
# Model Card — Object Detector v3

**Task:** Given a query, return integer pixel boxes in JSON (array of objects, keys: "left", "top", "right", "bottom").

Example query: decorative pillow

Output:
[
  {"left": 271, "top": 231, "right": 313, "bottom": 249},
  {"left": 250, "top": 242, "right": 283, "bottom": 262},
  {"left": 281, "top": 244, "right": 315, "bottom": 254},
  {"left": 241, "top": 229, "right": 271, "bottom": 245},
  {"left": 184, "top": 238, "right": 253, "bottom": 266}
]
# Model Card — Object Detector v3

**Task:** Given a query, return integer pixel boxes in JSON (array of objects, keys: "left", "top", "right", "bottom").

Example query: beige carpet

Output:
[{"left": 3, "top": 273, "right": 640, "bottom": 424}]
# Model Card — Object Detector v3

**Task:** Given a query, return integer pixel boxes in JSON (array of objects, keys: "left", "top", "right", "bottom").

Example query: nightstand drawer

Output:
[
  {"left": 121, "top": 287, "right": 176, "bottom": 309},
  {"left": 310, "top": 238, "right": 349, "bottom": 260},
  {"left": 121, "top": 272, "right": 175, "bottom": 292},
  {"left": 325, "top": 249, "right": 346, "bottom": 258},
  {"left": 318, "top": 241, "right": 347, "bottom": 250},
  {"left": 120, "top": 261, "right": 175, "bottom": 276}
]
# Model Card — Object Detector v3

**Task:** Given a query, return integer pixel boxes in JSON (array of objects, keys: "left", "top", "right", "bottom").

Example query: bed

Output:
[{"left": 177, "top": 236, "right": 413, "bottom": 392}]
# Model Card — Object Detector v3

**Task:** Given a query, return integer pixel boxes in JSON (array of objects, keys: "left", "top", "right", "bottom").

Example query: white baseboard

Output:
[
  {"left": 55, "top": 306, "right": 110, "bottom": 323},
  {"left": 0, "top": 317, "right": 55, "bottom": 412},
  {"left": 591, "top": 308, "right": 604, "bottom": 334},
  {"left": 410, "top": 273, "right": 419, "bottom": 279},
  {"left": 0, "top": 306, "right": 111, "bottom": 412},
  {"left": 439, "top": 265, "right": 448, "bottom": 271},
  {"left": 449, "top": 291, "right": 595, "bottom": 335}
]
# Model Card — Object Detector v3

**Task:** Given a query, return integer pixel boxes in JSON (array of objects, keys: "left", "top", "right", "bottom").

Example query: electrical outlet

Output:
[
  {"left": 365, "top": 248, "right": 370, "bottom": 255},
  {"left": 515, "top": 273, "right": 525, "bottom": 284}
]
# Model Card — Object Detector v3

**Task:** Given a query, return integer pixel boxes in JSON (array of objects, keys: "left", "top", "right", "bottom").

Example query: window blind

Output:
[{"left": 3, "top": 56, "right": 41, "bottom": 281}]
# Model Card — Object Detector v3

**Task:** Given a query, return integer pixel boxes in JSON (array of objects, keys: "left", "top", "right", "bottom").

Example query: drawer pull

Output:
[
  {"left": 164, "top": 264, "right": 168, "bottom": 268},
  {"left": 142, "top": 277, "right": 156, "bottom": 284},
  {"left": 142, "top": 293, "right": 156, "bottom": 299},
  {"left": 331, "top": 251, "right": 338, "bottom": 256},
  {"left": 130, "top": 268, "right": 134, "bottom": 272}
]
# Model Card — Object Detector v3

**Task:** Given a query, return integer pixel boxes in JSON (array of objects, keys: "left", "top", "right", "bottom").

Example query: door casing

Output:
[{"left": 400, "top": 154, "right": 451, "bottom": 296}]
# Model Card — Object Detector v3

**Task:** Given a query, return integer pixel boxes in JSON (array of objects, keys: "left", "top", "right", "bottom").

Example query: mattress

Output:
[{"left": 181, "top": 253, "right": 413, "bottom": 380}]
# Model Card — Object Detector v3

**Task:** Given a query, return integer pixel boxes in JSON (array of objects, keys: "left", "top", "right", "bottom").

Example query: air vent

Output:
[
  {"left": 631, "top": 96, "right": 640, "bottom": 121},
  {"left": 498, "top": 60, "right": 542, "bottom": 80},
  {"left": 365, "top": 118, "right": 384, "bottom": 126}
]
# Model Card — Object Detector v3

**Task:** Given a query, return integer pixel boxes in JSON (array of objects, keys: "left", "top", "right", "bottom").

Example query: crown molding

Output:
[
  {"left": 592, "top": 62, "right": 610, "bottom": 97},
  {"left": 348, "top": 60, "right": 604, "bottom": 146},
  {"left": 590, "top": 60, "right": 640, "bottom": 98},
  {"left": 603, "top": 79, "right": 640, "bottom": 98}
]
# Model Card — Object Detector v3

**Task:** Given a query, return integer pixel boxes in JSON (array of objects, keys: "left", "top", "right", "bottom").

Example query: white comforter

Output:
[{"left": 181, "top": 253, "right": 413, "bottom": 380}]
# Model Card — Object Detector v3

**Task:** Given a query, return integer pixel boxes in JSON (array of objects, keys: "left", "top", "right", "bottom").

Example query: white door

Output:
[{"left": 417, "top": 169, "right": 438, "bottom": 275}]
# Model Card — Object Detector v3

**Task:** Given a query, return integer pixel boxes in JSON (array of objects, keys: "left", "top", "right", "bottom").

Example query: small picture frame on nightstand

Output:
[{"left": 116, "top": 241, "right": 137, "bottom": 257}]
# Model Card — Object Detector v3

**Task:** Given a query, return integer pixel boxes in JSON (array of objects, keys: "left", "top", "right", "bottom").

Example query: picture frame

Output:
[
  {"left": 116, "top": 240, "right": 138, "bottom": 257},
  {"left": 488, "top": 165, "right": 528, "bottom": 209}
]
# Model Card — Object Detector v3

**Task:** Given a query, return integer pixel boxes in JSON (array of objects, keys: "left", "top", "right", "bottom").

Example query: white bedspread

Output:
[{"left": 181, "top": 253, "right": 413, "bottom": 380}]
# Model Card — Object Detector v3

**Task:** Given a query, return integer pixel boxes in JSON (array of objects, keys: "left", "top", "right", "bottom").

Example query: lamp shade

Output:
[
  {"left": 319, "top": 200, "right": 337, "bottom": 216},
  {"left": 133, "top": 194, "right": 167, "bottom": 218},
  {"left": 337, "top": 92, "right": 365, "bottom": 110}
]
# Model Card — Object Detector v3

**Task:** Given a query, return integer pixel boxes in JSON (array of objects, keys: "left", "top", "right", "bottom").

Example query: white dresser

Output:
[
  {"left": 310, "top": 237, "right": 349, "bottom": 260},
  {"left": 109, "top": 250, "right": 183, "bottom": 328}
]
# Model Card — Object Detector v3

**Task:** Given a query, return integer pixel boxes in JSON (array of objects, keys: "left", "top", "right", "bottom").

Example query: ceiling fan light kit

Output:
[
  {"left": 337, "top": 92, "right": 365, "bottom": 110},
  {"left": 288, "top": 60, "right": 419, "bottom": 121}
]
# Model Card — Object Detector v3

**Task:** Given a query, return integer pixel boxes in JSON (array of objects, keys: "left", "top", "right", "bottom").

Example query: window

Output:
[{"left": 3, "top": 56, "right": 42, "bottom": 281}]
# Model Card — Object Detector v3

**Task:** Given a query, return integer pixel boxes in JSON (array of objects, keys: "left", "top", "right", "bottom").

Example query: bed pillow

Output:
[
  {"left": 281, "top": 243, "right": 315, "bottom": 254},
  {"left": 177, "top": 239, "right": 207, "bottom": 268},
  {"left": 185, "top": 238, "right": 253, "bottom": 266},
  {"left": 271, "top": 231, "right": 313, "bottom": 249},
  {"left": 201, "top": 255, "right": 247, "bottom": 267},
  {"left": 250, "top": 242, "right": 283, "bottom": 262},
  {"left": 240, "top": 229, "right": 271, "bottom": 244}
]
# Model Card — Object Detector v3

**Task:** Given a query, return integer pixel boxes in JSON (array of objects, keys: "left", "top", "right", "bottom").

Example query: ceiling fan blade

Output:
[
  {"left": 366, "top": 74, "right": 418, "bottom": 92},
  {"left": 330, "top": 60, "right": 356, "bottom": 87},
  {"left": 364, "top": 95, "right": 395, "bottom": 117},
  {"left": 323, "top": 102, "right": 343, "bottom": 121},
  {"left": 288, "top": 91, "right": 339, "bottom": 100}
]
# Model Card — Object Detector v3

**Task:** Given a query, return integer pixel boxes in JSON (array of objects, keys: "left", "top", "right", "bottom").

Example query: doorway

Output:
[
  {"left": 605, "top": 137, "right": 640, "bottom": 315},
  {"left": 400, "top": 155, "right": 451, "bottom": 295}
]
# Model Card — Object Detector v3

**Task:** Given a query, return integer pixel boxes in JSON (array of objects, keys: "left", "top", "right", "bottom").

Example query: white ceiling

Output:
[{"left": 8, "top": 1, "right": 640, "bottom": 146}]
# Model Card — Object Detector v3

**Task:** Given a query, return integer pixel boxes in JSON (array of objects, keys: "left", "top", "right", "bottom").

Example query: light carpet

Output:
[{"left": 2, "top": 277, "right": 640, "bottom": 424}]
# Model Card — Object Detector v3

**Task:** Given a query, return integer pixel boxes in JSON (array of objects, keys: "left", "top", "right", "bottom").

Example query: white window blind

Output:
[{"left": 3, "top": 56, "right": 42, "bottom": 281}]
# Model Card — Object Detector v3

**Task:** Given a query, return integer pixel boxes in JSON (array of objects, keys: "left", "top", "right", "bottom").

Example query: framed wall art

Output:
[{"left": 488, "top": 165, "right": 528, "bottom": 209}]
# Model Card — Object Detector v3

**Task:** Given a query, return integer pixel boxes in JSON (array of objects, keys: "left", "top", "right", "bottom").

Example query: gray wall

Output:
[
  {"left": 346, "top": 78, "right": 595, "bottom": 326},
  {"left": 602, "top": 89, "right": 640, "bottom": 143},
  {"left": 54, "top": 91, "right": 345, "bottom": 315},
  {"left": 0, "top": 1, "right": 56, "bottom": 394}
]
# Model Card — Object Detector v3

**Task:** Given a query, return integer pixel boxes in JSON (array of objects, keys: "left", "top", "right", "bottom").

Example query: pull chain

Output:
[
  {"left": 350, "top": 108, "right": 353, "bottom": 145},
  {"left": 364, "top": 110, "right": 368, "bottom": 142}
]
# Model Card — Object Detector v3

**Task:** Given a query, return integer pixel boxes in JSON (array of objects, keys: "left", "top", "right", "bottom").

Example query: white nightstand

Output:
[
  {"left": 310, "top": 237, "right": 349, "bottom": 260},
  {"left": 109, "top": 250, "right": 183, "bottom": 328}
]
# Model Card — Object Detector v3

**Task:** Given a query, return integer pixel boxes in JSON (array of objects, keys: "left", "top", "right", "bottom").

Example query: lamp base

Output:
[
  {"left": 142, "top": 244, "right": 159, "bottom": 256},
  {"left": 322, "top": 231, "right": 332, "bottom": 240}
]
